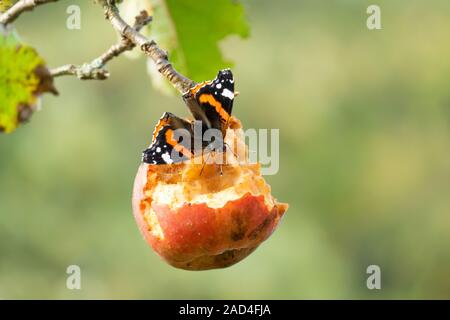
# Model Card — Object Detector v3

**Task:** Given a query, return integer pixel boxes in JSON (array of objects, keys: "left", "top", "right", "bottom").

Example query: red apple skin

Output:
[{"left": 132, "top": 163, "right": 287, "bottom": 270}]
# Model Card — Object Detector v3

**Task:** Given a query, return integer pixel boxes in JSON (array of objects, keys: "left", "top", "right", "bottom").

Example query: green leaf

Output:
[
  {"left": 150, "top": 0, "right": 249, "bottom": 86},
  {"left": 0, "top": 34, "right": 57, "bottom": 133}
]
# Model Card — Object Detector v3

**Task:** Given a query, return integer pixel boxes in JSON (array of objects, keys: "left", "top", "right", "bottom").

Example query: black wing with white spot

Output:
[
  {"left": 142, "top": 112, "right": 194, "bottom": 164},
  {"left": 185, "top": 69, "right": 235, "bottom": 134},
  {"left": 195, "top": 69, "right": 235, "bottom": 116}
]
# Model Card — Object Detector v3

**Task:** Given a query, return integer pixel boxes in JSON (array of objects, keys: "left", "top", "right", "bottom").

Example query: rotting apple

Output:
[{"left": 132, "top": 118, "right": 288, "bottom": 270}]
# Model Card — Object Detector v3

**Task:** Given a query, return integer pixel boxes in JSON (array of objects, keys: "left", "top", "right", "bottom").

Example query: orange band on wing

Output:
[
  {"left": 152, "top": 118, "right": 168, "bottom": 143},
  {"left": 198, "top": 94, "right": 230, "bottom": 123},
  {"left": 189, "top": 81, "right": 211, "bottom": 95},
  {"left": 165, "top": 129, "right": 193, "bottom": 159}
]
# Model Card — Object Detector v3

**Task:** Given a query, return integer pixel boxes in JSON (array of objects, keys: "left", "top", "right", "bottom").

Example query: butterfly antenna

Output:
[
  {"left": 199, "top": 150, "right": 212, "bottom": 177},
  {"left": 224, "top": 142, "right": 239, "bottom": 161}
]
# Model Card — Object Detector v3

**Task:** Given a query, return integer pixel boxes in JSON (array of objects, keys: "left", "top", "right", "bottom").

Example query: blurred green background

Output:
[{"left": 1, "top": 0, "right": 450, "bottom": 299}]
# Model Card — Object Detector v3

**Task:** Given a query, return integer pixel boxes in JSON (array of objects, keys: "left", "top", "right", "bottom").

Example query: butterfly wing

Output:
[
  {"left": 142, "top": 112, "right": 194, "bottom": 164},
  {"left": 185, "top": 69, "right": 235, "bottom": 134}
]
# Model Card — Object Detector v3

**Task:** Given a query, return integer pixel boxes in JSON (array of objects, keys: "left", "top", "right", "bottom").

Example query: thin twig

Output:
[
  {"left": 50, "top": 63, "right": 109, "bottom": 80},
  {"left": 51, "top": 11, "right": 153, "bottom": 80},
  {"left": 0, "top": 0, "right": 58, "bottom": 25},
  {"left": 2, "top": 0, "right": 197, "bottom": 92},
  {"left": 102, "top": 3, "right": 196, "bottom": 94}
]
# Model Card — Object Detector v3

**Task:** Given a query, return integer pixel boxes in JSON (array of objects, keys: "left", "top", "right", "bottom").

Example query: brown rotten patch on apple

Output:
[{"left": 132, "top": 118, "right": 288, "bottom": 270}]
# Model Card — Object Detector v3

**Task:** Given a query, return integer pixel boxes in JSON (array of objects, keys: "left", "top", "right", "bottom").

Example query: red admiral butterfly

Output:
[{"left": 142, "top": 69, "right": 235, "bottom": 164}]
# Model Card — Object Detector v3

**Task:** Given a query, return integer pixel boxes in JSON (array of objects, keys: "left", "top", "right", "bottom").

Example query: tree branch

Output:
[
  {"left": 0, "top": 0, "right": 58, "bottom": 25},
  {"left": 51, "top": 11, "right": 152, "bottom": 80},
  {"left": 101, "top": 2, "right": 196, "bottom": 94},
  {"left": 3, "top": 0, "right": 197, "bottom": 92}
]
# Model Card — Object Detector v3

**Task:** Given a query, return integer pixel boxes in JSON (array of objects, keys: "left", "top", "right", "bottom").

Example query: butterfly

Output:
[{"left": 142, "top": 69, "right": 235, "bottom": 164}]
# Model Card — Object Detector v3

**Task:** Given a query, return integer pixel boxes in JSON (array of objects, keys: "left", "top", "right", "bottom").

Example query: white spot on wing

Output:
[
  {"left": 161, "top": 152, "right": 173, "bottom": 164},
  {"left": 221, "top": 88, "right": 234, "bottom": 99},
  {"left": 156, "top": 147, "right": 161, "bottom": 153},
  {"left": 216, "top": 83, "right": 222, "bottom": 89}
]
